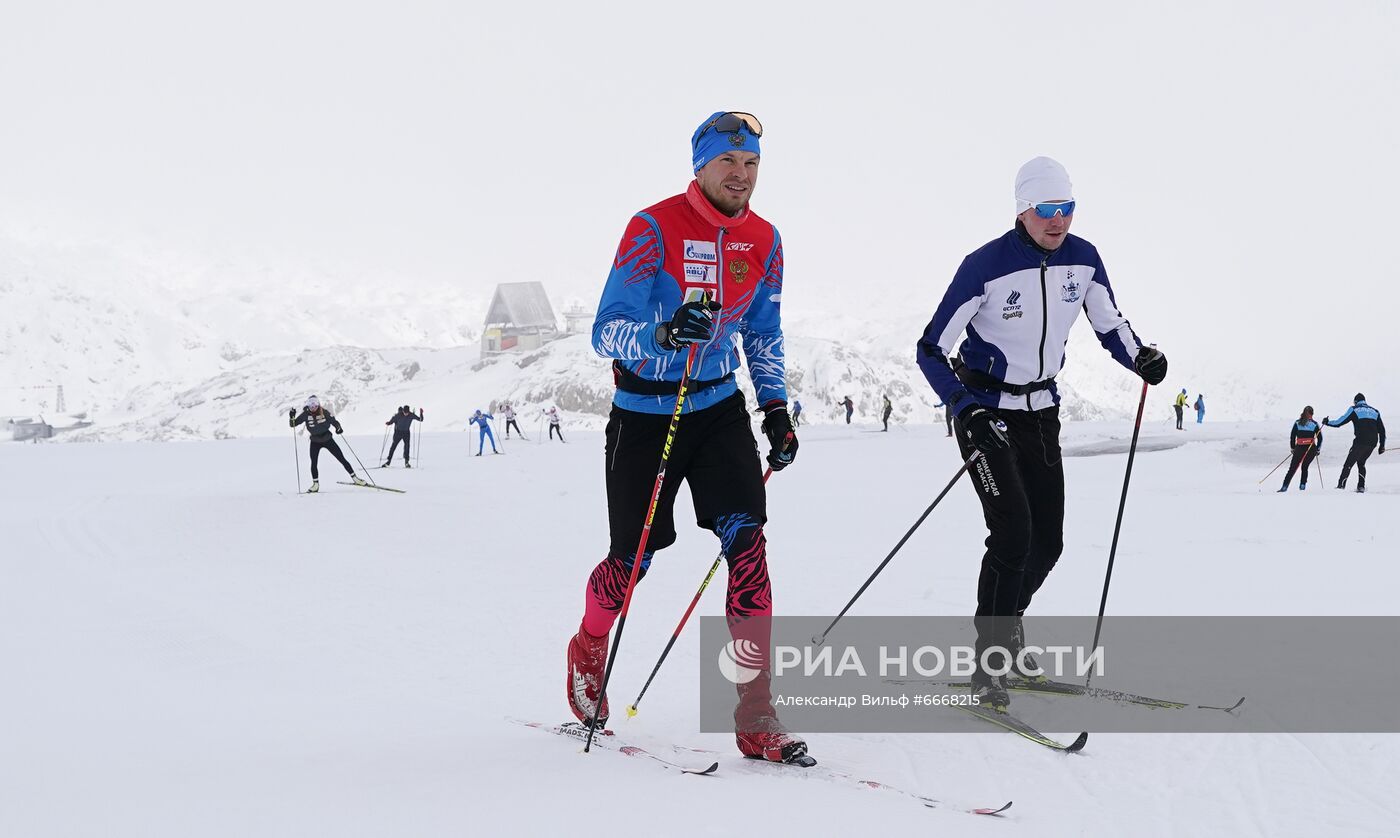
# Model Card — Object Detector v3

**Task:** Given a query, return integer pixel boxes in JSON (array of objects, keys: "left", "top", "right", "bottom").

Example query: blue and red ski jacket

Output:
[{"left": 592, "top": 181, "right": 787, "bottom": 415}]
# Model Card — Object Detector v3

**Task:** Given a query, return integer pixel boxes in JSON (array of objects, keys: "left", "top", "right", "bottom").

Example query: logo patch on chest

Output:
[
  {"left": 684, "top": 263, "right": 718, "bottom": 285},
  {"left": 729, "top": 261, "right": 750, "bottom": 283},
  {"left": 1060, "top": 279, "right": 1081, "bottom": 303},
  {"left": 683, "top": 240, "right": 717, "bottom": 262}
]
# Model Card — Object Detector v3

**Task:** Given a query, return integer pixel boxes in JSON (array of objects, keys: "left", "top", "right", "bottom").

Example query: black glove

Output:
[
  {"left": 760, "top": 405, "right": 798, "bottom": 471},
  {"left": 958, "top": 406, "right": 1010, "bottom": 453},
  {"left": 656, "top": 299, "right": 722, "bottom": 351},
  {"left": 1322, "top": 417, "right": 1330, "bottom": 426},
  {"left": 1134, "top": 346, "right": 1168, "bottom": 385},
  {"left": 335, "top": 427, "right": 343, "bottom": 434}
]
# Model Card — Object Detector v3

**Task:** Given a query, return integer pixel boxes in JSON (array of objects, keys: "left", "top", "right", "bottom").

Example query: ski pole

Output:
[
  {"left": 337, "top": 430, "right": 378, "bottom": 487},
  {"left": 812, "top": 447, "right": 981, "bottom": 647},
  {"left": 1086, "top": 377, "right": 1150, "bottom": 688},
  {"left": 627, "top": 465, "right": 778, "bottom": 718},
  {"left": 290, "top": 415, "right": 302, "bottom": 494},
  {"left": 416, "top": 414, "right": 423, "bottom": 468},
  {"left": 1257, "top": 451, "right": 1293, "bottom": 485},
  {"left": 378, "top": 425, "right": 390, "bottom": 463},
  {"left": 585, "top": 344, "right": 700, "bottom": 752}
]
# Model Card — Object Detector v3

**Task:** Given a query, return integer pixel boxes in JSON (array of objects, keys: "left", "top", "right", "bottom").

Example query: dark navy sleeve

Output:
[
  {"left": 916, "top": 252, "right": 987, "bottom": 415},
  {"left": 1326, "top": 408, "right": 1356, "bottom": 428}
]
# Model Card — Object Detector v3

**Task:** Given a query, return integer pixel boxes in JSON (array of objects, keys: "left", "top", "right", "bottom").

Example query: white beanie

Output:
[{"left": 1015, "top": 156, "right": 1073, "bottom": 213}]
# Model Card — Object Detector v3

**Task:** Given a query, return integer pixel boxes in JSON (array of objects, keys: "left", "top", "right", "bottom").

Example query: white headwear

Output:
[
  {"left": 305, "top": 394, "right": 321, "bottom": 410},
  {"left": 1015, "top": 156, "right": 1073, "bottom": 214}
]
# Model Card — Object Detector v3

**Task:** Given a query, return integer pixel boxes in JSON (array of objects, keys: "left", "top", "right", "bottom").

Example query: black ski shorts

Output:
[{"left": 604, "top": 391, "right": 766, "bottom": 556}]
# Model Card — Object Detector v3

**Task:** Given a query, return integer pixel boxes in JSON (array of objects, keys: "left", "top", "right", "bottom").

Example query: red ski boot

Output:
[
  {"left": 734, "top": 673, "right": 810, "bottom": 764},
  {"left": 566, "top": 621, "right": 610, "bottom": 727}
]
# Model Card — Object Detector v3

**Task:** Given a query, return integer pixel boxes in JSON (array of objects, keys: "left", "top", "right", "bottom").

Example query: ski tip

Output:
[
  {"left": 1202, "top": 697, "right": 1246, "bottom": 713},
  {"left": 971, "top": 801, "right": 1014, "bottom": 816},
  {"left": 686, "top": 761, "right": 720, "bottom": 776},
  {"left": 1063, "top": 731, "right": 1089, "bottom": 753}
]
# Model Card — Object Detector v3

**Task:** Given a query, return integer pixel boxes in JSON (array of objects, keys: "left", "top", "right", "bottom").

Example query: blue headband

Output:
[{"left": 691, "top": 111, "right": 761, "bottom": 173}]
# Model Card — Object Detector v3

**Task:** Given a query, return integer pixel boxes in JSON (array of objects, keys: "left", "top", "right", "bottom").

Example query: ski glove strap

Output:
[
  {"left": 657, "top": 299, "right": 722, "bottom": 351},
  {"left": 958, "top": 406, "right": 1010, "bottom": 453},
  {"left": 760, "top": 405, "right": 798, "bottom": 471},
  {"left": 1134, "top": 346, "right": 1168, "bottom": 385}
]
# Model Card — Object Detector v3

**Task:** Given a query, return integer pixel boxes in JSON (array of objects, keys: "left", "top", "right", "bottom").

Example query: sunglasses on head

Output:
[
  {"left": 700, "top": 111, "right": 763, "bottom": 139},
  {"left": 1030, "top": 200, "right": 1075, "bottom": 219}
]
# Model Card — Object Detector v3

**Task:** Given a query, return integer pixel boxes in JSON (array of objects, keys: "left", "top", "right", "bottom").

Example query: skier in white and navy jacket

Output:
[{"left": 915, "top": 157, "right": 1169, "bottom": 710}]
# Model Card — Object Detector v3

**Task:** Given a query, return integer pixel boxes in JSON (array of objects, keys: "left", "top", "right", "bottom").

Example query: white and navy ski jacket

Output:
[{"left": 917, "top": 224, "right": 1143, "bottom": 416}]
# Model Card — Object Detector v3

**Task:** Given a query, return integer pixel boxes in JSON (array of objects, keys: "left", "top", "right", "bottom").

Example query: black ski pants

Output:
[
  {"left": 1340, "top": 442, "right": 1375, "bottom": 489},
  {"left": 1174, "top": 405, "right": 1184, "bottom": 429},
  {"left": 954, "top": 406, "right": 1065, "bottom": 655},
  {"left": 882, "top": 408, "right": 892, "bottom": 431},
  {"left": 310, "top": 437, "right": 354, "bottom": 479},
  {"left": 506, "top": 419, "right": 522, "bottom": 437},
  {"left": 1281, "top": 444, "right": 1318, "bottom": 488},
  {"left": 387, "top": 431, "right": 411, "bottom": 461},
  {"left": 550, "top": 423, "right": 565, "bottom": 441}
]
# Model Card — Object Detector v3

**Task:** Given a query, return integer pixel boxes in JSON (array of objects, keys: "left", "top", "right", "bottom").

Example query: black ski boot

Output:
[
  {"left": 971, "top": 667, "right": 1009, "bottom": 712},
  {"left": 1009, "top": 617, "right": 1047, "bottom": 683}
]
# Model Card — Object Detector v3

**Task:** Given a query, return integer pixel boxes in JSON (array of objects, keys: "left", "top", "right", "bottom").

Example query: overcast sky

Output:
[{"left": 2, "top": 1, "right": 1396, "bottom": 402}]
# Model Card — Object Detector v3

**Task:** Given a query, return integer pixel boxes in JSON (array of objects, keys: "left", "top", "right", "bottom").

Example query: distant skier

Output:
[
  {"left": 935, "top": 401, "right": 953, "bottom": 437},
  {"left": 1278, "top": 406, "right": 1322, "bottom": 492},
  {"left": 1324, "top": 393, "right": 1386, "bottom": 493},
  {"left": 792, "top": 399, "right": 803, "bottom": 428},
  {"left": 382, "top": 405, "right": 423, "bottom": 467},
  {"left": 544, "top": 406, "right": 565, "bottom": 442},
  {"left": 838, "top": 395, "right": 854, "bottom": 425},
  {"left": 468, "top": 409, "right": 500, "bottom": 456},
  {"left": 1174, "top": 389, "right": 1188, "bottom": 430},
  {"left": 1194, "top": 394, "right": 1205, "bottom": 424},
  {"left": 881, "top": 394, "right": 893, "bottom": 432},
  {"left": 502, "top": 401, "right": 524, "bottom": 439},
  {"left": 289, "top": 395, "right": 365, "bottom": 492},
  {"left": 916, "top": 155, "right": 1167, "bottom": 711}
]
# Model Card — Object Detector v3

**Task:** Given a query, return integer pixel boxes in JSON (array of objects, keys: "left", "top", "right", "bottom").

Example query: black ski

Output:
[
  {"left": 336, "top": 481, "right": 406, "bottom": 493},
  {"left": 510, "top": 719, "right": 718, "bottom": 775},
  {"left": 888, "top": 677, "right": 1244, "bottom": 713},
  {"left": 958, "top": 704, "right": 1089, "bottom": 753}
]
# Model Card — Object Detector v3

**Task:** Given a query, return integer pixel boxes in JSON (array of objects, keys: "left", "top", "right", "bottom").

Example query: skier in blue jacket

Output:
[
  {"left": 915, "top": 156, "right": 1168, "bottom": 710},
  {"left": 468, "top": 409, "right": 499, "bottom": 456},
  {"left": 1325, "top": 394, "right": 1386, "bottom": 492},
  {"left": 1278, "top": 406, "right": 1322, "bottom": 492}
]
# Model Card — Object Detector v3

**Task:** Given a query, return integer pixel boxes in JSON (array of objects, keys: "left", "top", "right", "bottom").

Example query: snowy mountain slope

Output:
[
  {"left": 0, "top": 234, "right": 484, "bottom": 417},
  {"left": 1, "top": 421, "right": 1395, "bottom": 837},
  {"left": 4, "top": 233, "right": 1289, "bottom": 440}
]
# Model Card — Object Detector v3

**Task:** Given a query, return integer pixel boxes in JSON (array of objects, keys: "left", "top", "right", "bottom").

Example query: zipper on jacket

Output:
[{"left": 1036, "top": 256, "right": 1049, "bottom": 380}]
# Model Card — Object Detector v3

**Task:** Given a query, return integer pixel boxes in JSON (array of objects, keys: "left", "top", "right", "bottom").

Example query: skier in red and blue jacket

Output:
[{"left": 566, "top": 111, "right": 804, "bottom": 764}]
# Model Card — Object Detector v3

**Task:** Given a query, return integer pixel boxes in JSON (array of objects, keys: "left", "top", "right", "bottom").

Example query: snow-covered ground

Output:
[{"left": 2, "top": 418, "right": 1396, "bottom": 837}]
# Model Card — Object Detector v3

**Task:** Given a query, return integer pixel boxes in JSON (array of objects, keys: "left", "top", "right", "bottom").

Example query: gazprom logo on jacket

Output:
[{"left": 684, "top": 240, "right": 718, "bottom": 262}]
